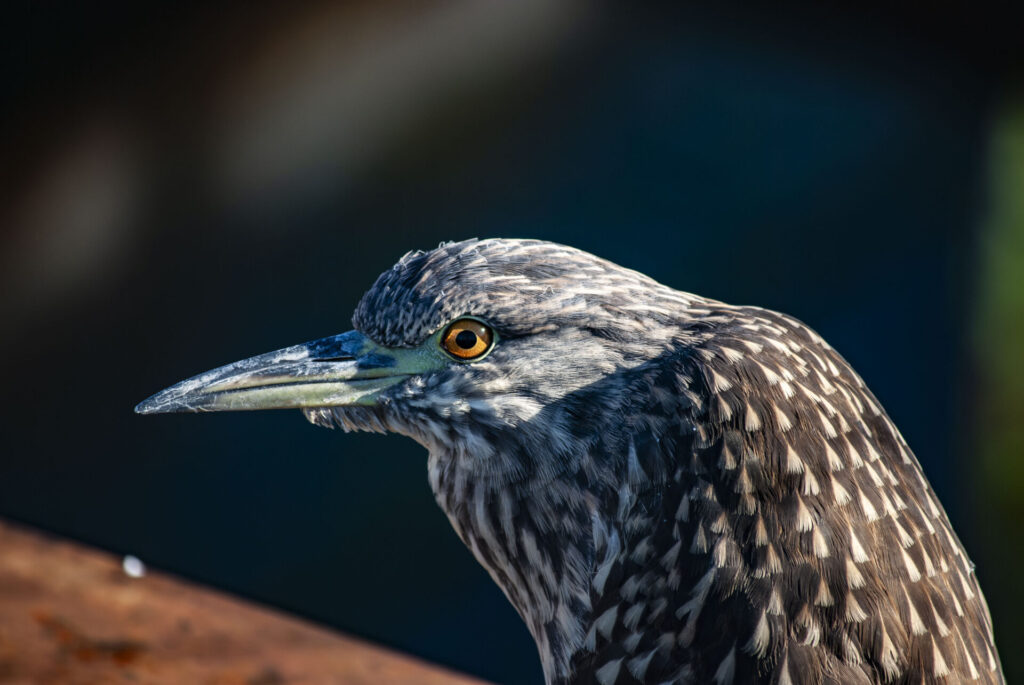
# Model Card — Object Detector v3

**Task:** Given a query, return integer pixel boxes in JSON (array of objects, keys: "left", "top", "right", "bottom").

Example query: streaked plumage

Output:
[{"left": 139, "top": 238, "right": 1003, "bottom": 684}]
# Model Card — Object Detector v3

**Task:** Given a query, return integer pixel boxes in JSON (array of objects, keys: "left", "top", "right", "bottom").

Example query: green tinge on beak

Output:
[{"left": 135, "top": 330, "right": 438, "bottom": 414}]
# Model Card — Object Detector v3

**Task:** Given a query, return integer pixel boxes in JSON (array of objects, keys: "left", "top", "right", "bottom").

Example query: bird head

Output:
[{"left": 136, "top": 239, "right": 695, "bottom": 485}]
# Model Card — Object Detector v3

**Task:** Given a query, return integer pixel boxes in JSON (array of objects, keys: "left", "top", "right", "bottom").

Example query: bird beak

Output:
[{"left": 135, "top": 330, "right": 428, "bottom": 414}]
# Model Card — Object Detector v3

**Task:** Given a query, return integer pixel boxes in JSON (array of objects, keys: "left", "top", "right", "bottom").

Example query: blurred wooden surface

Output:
[{"left": 0, "top": 520, "right": 487, "bottom": 685}]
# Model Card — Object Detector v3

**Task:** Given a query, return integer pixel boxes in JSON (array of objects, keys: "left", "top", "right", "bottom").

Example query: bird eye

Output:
[{"left": 441, "top": 318, "right": 494, "bottom": 361}]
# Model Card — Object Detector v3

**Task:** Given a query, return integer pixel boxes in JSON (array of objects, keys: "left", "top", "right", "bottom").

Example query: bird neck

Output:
[{"left": 427, "top": 452, "right": 597, "bottom": 683}]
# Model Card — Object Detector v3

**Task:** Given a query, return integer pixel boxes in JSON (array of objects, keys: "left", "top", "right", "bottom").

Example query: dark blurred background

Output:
[{"left": 3, "top": 3, "right": 1023, "bottom": 683}]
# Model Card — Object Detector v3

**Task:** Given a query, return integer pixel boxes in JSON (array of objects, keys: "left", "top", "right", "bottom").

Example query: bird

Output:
[{"left": 137, "top": 238, "right": 1003, "bottom": 685}]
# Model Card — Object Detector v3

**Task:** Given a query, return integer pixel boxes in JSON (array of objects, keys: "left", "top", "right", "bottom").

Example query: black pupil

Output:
[{"left": 455, "top": 329, "right": 478, "bottom": 349}]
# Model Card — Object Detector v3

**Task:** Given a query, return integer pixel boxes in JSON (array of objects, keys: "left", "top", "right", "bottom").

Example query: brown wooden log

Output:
[{"left": 0, "top": 520, "right": 488, "bottom": 684}]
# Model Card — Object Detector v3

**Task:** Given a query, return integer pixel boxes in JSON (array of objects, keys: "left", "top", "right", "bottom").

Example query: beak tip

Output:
[
  {"left": 134, "top": 390, "right": 188, "bottom": 415},
  {"left": 134, "top": 397, "right": 163, "bottom": 415}
]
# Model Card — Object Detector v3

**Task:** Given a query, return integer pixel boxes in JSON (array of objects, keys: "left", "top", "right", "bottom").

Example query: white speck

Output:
[
  {"left": 764, "top": 544, "right": 782, "bottom": 574},
  {"left": 720, "top": 346, "right": 745, "bottom": 363},
  {"left": 826, "top": 443, "right": 844, "bottom": 471},
  {"left": 879, "top": 626, "right": 901, "bottom": 680},
  {"left": 718, "top": 396, "right": 734, "bottom": 422},
  {"left": 746, "top": 611, "right": 770, "bottom": 658},
  {"left": 623, "top": 603, "right": 646, "bottom": 631},
  {"left": 845, "top": 592, "right": 867, "bottom": 622},
  {"left": 849, "top": 531, "right": 869, "bottom": 563},
  {"left": 893, "top": 520, "right": 914, "bottom": 549},
  {"left": 904, "top": 588, "right": 927, "bottom": 635},
  {"left": 595, "top": 657, "right": 623, "bottom": 685},
  {"left": 744, "top": 403, "right": 761, "bottom": 432},
  {"left": 741, "top": 339, "right": 764, "bottom": 354},
  {"left": 964, "top": 644, "right": 980, "bottom": 680},
  {"left": 777, "top": 652, "right": 794, "bottom": 685},
  {"left": 802, "top": 470, "right": 820, "bottom": 497},
  {"left": 660, "top": 540, "right": 682, "bottom": 570},
  {"left": 676, "top": 493, "right": 691, "bottom": 522},
  {"left": 710, "top": 369, "right": 732, "bottom": 392},
  {"left": 922, "top": 548, "right": 938, "bottom": 578},
  {"left": 583, "top": 625, "right": 597, "bottom": 651},
  {"left": 846, "top": 439, "right": 865, "bottom": 468},
  {"left": 957, "top": 569, "right": 976, "bottom": 600},
  {"left": 831, "top": 477, "right": 852, "bottom": 506},
  {"left": 864, "top": 462, "right": 884, "bottom": 488},
  {"left": 814, "top": 579, "right": 833, "bottom": 607},
  {"left": 691, "top": 523, "right": 709, "bottom": 554},
  {"left": 734, "top": 468, "right": 754, "bottom": 495},
  {"left": 846, "top": 557, "right": 866, "bottom": 588},
  {"left": 779, "top": 380, "right": 796, "bottom": 399},
  {"left": 864, "top": 441, "right": 882, "bottom": 462},
  {"left": 713, "top": 537, "right": 732, "bottom": 568},
  {"left": 758, "top": 363, "right": 781, "bottom": 385},
  {"left": 859, "top": 490, "right": 879, "bottom": 522},
  {"left": 595, "top": 605, "right": 619, "bottom": 640},
  {"left": 842, "top": 633, "right": 862, "bottom": 665},
  {"left": 774, "top": 406, "right": 792, "bottom": 432},
  {"left": 719, "top": 441, "right": 737, "bottom": 469},
  {"left": 122, "top": 555, "right": 146, "bottom": 578},
  {"left": 812, "top": 527, "right": 830, "bottom": 558},
  {"left": 795, "top": 497, "right": 813, "bottom": 532},
  {"left": 817, "top": 409, "right": 837, "bottom": 438},
  {"left": 627, "top": 648, "right": 658, "bottom": 680},
  {"left": 713, "top": 644, "right": 737, "bottom": 684},
  {"left": 785, "top": 445, "right": 805, "bottom": 474},
  {"left": 622, "top": 631, "right": 643, "bottom": 653},
  {"left": 754, "top": 517, "right": 769, "bottom": 546}
]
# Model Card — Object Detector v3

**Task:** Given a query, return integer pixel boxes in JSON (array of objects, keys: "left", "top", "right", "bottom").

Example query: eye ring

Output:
[{"left": 440, "top": 318, "right": 495, "bottom": 361}]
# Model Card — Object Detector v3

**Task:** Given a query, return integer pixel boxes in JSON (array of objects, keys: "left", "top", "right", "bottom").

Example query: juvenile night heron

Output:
[{"left": 137, "top": 239, "right": 1003, "bottom": 684}]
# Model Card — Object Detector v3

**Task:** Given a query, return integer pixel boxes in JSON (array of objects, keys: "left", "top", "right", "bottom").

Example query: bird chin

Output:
[{"left": 301, "top": 406, "right": 392, "bottom": 434}]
